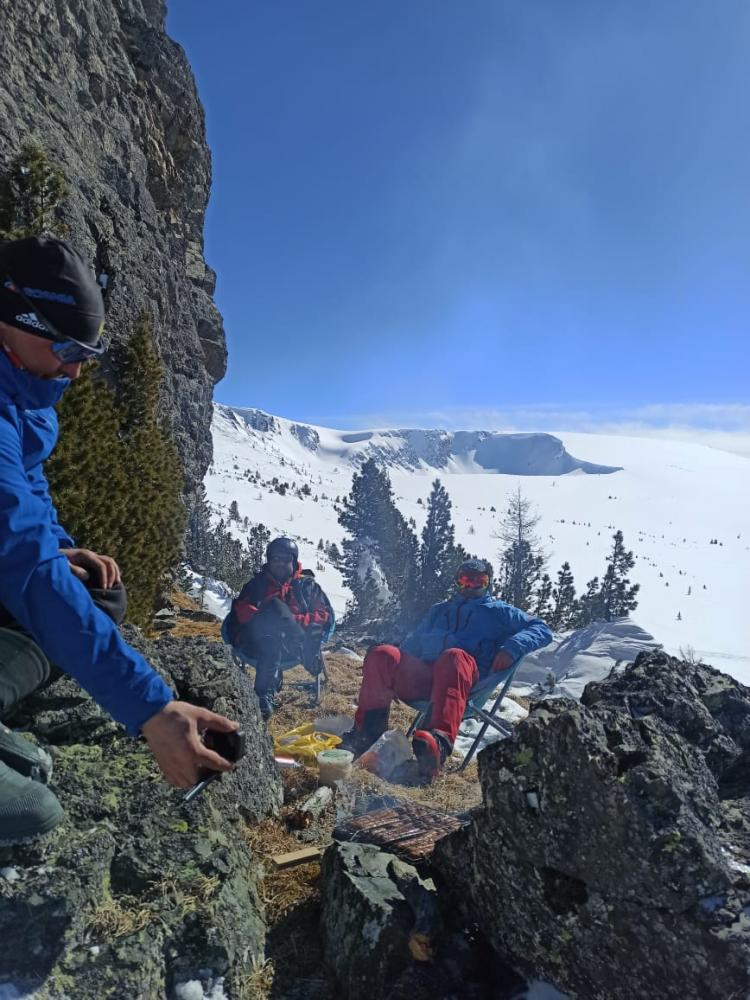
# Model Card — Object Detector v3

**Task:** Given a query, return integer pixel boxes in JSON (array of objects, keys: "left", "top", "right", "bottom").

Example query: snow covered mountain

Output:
[{"left": 205, "top": 404, "right": 750, "bottom": 684}]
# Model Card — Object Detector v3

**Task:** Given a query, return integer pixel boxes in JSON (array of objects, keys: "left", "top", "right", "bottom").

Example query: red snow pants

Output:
[{"left": 354, "top": 644, "right": 480, "bottom": 745}]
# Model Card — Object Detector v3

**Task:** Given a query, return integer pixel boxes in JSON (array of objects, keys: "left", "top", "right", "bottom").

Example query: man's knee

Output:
[
  {"left": 0, "top": 629, "right": 50, "bottom": 716},
  {"left": 434, "top": 647, "right": 478, "bottom": 681},
  {"left": 363, "top": 644, "right": 401, "bottom": 674}
]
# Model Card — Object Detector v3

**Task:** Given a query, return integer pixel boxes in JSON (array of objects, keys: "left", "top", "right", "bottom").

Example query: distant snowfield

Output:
[{"left": 205, "top": 406, "right": 750, "bottom": 685}]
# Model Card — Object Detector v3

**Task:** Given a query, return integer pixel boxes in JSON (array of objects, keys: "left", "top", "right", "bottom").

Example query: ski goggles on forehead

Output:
[
  {"left": 4, "top": 274, "right": 104, "bottom": 362},
  {"left": 456, "top": 570, "right": 490, "bottom": 591}
]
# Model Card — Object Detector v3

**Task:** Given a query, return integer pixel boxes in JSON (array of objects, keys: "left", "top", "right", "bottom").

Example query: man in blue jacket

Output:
[
  {"left": 0, "top": 236, "right": 238, "bottom": 846},
  {"left": 342, "top": 558, "right": 552, "bottom": 779}
]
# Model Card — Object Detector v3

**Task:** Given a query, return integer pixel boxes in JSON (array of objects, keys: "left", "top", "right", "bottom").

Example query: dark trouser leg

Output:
[
  {"left": 241, "top": 606, "right": 304, "bottom": 717},
  {"left": 0, "top": 581, "right": 129, "bottom": 714},
  {"left": 0, "top": 629, "right": 50, "bottom": 722}
]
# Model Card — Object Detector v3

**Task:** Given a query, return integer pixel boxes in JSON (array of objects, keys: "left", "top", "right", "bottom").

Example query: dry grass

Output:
[
  {"left": 169, "top": 589, "right": 202, "bottom": 611},
  {"left": 240, "top": 815, "right": 332, "bottom": 1000},
  {"left": 87, "top": 897, "right": 152, "bottom": 938},
  {"left": 242, "top": 818, "right": 325, "bottom": 925},
  {"left": 162, "top": 618, "right": 223, "bottom": 640}
]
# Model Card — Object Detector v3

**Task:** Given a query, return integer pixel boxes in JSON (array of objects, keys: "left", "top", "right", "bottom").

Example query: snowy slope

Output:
[{"left": 204, "top": 405, "right": 750, "bottom": 684}]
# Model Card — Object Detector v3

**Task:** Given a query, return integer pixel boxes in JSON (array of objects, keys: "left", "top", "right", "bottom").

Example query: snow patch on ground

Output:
[{"left": 182, "top": 568, "right": 233, "bottom": 619}]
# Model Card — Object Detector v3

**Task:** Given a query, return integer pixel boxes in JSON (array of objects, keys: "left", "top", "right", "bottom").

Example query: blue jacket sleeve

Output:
[
  {"left": 25, "top": 453, "right": 75, "bottom": 548},
  {"left": 0, "top": 413, "right": 173, "bottom": 735},
  {"left": 496, "top": 604, "right": 553, "bottom": 662}
]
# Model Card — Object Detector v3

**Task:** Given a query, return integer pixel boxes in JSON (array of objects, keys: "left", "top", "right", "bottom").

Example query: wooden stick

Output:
[{"left": 271, "top": 846, "right": 323, "bottom": 869}]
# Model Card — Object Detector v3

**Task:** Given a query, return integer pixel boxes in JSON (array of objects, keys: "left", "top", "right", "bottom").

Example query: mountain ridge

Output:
[{"left": 216, "top": 404, "right": 622, "bottom": 476}]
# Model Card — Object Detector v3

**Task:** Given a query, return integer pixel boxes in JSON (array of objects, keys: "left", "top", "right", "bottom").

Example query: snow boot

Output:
[
  {"left": 412, "top": 729, "right": 452, "bottom": 781},
  {"left": 339, "top": 708, "right": 390, "bottom": 758},
  {"left": 0, "top": 723, "right": 53, "bottom": 783},
  {"left": 0, "top": 760, "right": 63, "bottom": 846}
]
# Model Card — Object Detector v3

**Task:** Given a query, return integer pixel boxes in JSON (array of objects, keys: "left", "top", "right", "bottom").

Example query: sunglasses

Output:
[
  {"left": 457, "top": 571, "right": 490, "bottom": 590},
  {"left": 4, "top": 274, "right": 104, "bottom": 363}
]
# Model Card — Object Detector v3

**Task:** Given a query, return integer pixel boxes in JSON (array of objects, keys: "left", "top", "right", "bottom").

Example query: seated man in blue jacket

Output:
[
  {"left": 342, "top": 558, "right": 552, "bottom": 779},
  {"left": 0, "top": 236, "right": 238, "bottom": 846}
]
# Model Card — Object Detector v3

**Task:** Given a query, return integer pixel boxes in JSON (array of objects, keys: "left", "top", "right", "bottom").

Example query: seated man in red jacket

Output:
[
  {"left": 224, "top": 537, "right": 333, "bottom": 719},
  {"left": 342, "top": 558, "right": 552, "bottom": 779}
]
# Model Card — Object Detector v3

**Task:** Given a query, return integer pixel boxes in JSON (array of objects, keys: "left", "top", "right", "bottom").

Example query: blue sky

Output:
[{"left": 166, "top": 1, "right": 749, "bottom": 434}]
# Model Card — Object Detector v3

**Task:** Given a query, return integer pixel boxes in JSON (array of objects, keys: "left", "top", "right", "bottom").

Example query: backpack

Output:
[{"left": 291, "top": 574, "right": 336, "bottom": 642}]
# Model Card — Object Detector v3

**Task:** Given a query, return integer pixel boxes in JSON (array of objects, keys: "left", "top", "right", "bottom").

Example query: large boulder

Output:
[
  {"left": 0, "top": 632, "right": 282, "bottom": 999},
  {"left": 321, "top": 840, "right": 439, "bottom": 999},
  {"left": 436, "top": 651, "right": 750, "bottom": 1000}
]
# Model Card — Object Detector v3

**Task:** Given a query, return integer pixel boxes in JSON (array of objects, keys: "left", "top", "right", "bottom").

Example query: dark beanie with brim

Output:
[{"left": 0, "top": 237, "right": 105, "bottom": 349}]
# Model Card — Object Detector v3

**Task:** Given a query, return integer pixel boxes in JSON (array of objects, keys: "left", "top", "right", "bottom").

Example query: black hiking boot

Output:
[
  {"left": 257, "top": 670, "right": 283, "bottom": 721},
  {"left": 412, "top": 729, "right": 452, "bottom": 782},
  {"left": 0, "top": 760, "right": 63, "bottom": 846},
  {"left": 0, "top": 724, "right": 53, "bottom": 783},
  {"left": 339, "top": 708, "right": 390, "bottom": 758}
]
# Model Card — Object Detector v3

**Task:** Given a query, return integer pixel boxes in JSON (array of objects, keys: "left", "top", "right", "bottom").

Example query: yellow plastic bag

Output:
[{"left": 273, "top": 722, "right": 341, "bottom": 765}]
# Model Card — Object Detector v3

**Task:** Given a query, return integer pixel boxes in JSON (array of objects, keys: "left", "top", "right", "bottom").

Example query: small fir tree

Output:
[
  {"left": 549, "top": 561, "right": 578, "bottom": 630},
  {"left": 496, "top": 487, "right": 546, "bottom": 612},
  {"left": 417, "top": 479, "right": 466, "bottom": 615},
  {"left": 0, "top": 142, "right": 68, "bottom": 239},
  {"left": 48, "top": 317, "right": 185, "bottom": 626},
  {"left": 598, "top": 530, "right": 640, "bottom": 620},
  {"left": 533, "top": 573, "right": 554, "bottom": 619}
]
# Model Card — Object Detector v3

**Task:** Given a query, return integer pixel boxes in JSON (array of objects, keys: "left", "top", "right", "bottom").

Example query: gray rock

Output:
[
  {"left": 435, "top": 651, "right": 750, "bottom": 1000},
  {"left": 0, "top": 631, "right": 282, "bottom": 998},
  {"left": 321, "top": 840, "right": 438, "bottom": 1000},
  {"left": 0, "top": 0, "right": 226, "bottom": 488}
]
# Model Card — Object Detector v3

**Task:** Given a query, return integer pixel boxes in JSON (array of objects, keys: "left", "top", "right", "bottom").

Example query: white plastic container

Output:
[{"left": 317, "top": 748, "right": 354, "bottom": 786}]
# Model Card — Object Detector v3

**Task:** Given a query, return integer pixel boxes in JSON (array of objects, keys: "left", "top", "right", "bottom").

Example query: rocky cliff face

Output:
[{"left": 0, "top": 0, "right": 226, "bottom": 486}]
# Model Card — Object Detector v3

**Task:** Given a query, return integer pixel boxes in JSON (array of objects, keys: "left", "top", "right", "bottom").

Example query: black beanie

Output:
[{"left": 0, "top": 237, "right": 105, "bottom": 349}]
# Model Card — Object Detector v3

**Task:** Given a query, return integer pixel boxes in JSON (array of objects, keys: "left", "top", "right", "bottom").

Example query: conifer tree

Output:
[
  {"left": 338, "top": 459, "right": 418, "bottom": 623},
  {"left": 246, "top": 523, "right": 271, "bottom": 573},
  {"left": 496, "top": 487, "right": 546, "bottom": 612},
  {"left": 598, "top": 530, "right": 640, "bottom": 620},
  {"left": 575, "top": 576, "right": 603, "bottom": 627},
  {"left": 47, "top": 319, "right": 185, "bottom": 627},
  {"left": 549, "top": 561, "right": 578, "bottom": 630},
  {"left": 533, "top": 573, "right": 554, "bottom": 619},
  {"left": 228, "top": 500, "right": 240, "bottom": 522},
  {"left": 109, "top": 316, "right": 185, "bottom": 622},
  {"left": 184, "top": 484, "right": 213, "bottom": 573},
  {"left": 0, "top": 142, "right": 68, "bottom": 239},
  {"left": 418, "top": 478, "right": 466, "bottom": 614},
  {"left": 46, "top": 364, "right": 129, "bottom": 558}
]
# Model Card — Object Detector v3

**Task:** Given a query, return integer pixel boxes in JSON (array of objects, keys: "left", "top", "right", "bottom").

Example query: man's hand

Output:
[
  {"left": 61, "top": 547, "right": 122, "bottom": 589},
  {"left": 141, "top": 701, "right": 239, "bottom": 788},
  {"left": 492, "top": 650, "right": 514, "bottom": 673}
]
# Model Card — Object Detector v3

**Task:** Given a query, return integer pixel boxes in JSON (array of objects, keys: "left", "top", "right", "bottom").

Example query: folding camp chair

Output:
[
  {"left": 404, "top": 656, "right": 525, "bottom": 772},
  {"left": 220, "top": 618, "right": 330, "bottom": 705}
]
